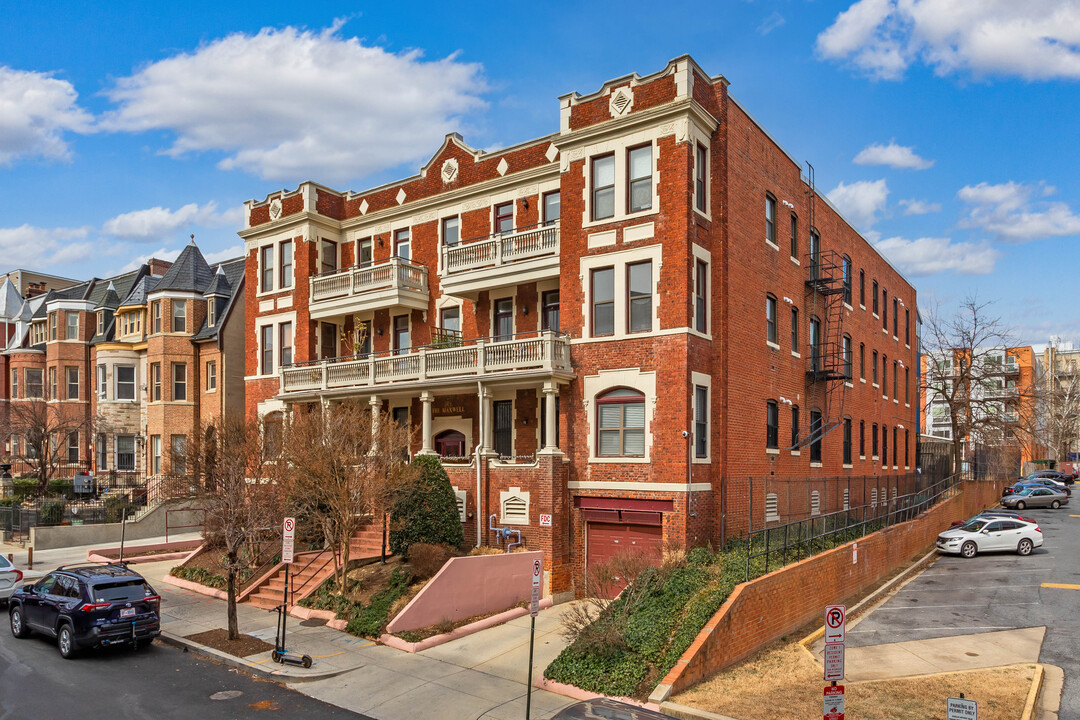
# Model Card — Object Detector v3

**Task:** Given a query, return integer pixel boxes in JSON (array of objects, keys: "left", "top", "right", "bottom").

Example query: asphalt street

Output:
[
  {"left": 846, "top": 503, "right": 1080, "bottom": 717},
  {"left": 0, "top": 626, "right": 373, "bottom": 719}
]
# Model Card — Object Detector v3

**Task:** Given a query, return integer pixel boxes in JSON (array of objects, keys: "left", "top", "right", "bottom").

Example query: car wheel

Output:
[
  {"left": 9, "top": 607, "right": 30, "bottom": 639},
  {"left": 1051, "top": 500, "right": 1061, "bottom": 509},
  {"left": 57, "top": 624, "right": 77, "bottom": 659},
  {"left": 1016, "top": 501, "right": 1026, "bottom": 510},
  {"left": 961, "top": 541, "right": 978, "bottom": 559},
  {"left": 1017, "top": 538, "right": 1034, "bottom": 556}
]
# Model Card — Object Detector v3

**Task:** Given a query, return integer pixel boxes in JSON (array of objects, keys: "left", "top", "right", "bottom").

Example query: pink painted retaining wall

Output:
[{"left": 386, "top": 550, "right": 542, "bottom": 633}]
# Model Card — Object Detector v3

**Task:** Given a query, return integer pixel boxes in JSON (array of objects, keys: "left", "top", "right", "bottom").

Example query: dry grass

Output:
[{"left": 673, "top": 641, "right": 1034, "bottom": 720}]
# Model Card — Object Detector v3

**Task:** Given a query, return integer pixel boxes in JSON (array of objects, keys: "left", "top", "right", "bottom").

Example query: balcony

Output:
[
  {"left": 279, "top": 331, "right": 572, "bottom": 397},
  {"left": 985, "top": 386, "right": 1019, "bottom": 399},
  {"left": 1003, "top": 360, "right": 1020, "bottom": 375},
  {"left": 308, "top": 257, "right": 429, "bottom": 320},
  {"left": 440, "top": 223, "right": 560, "bottom": 299}
]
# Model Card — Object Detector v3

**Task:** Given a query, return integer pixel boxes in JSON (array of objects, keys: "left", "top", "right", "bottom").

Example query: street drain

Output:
[
  {"left": 210, "top": 691, "right": 244, "bottom": 700},
  {"left": 965, "top": 652, "right": 979, "bottom": 657}
]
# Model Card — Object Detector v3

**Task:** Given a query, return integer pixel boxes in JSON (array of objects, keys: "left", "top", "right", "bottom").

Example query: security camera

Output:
[{"left": 681, "top": 430, "right": 690, "bottom": 438}]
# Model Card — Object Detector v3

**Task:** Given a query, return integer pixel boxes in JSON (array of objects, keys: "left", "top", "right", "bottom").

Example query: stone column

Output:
[
  {"left": 419, "top": 391, "right": 435, "bottom": 455},
  {"left": 480, "top": 386, "right": 494, "bottom": 453},
  {"left": 369, "top": 395, "right": 380, "bottom": 440},
  {"left": 542, "top": 381, "right": 559, "bottom": 452}
]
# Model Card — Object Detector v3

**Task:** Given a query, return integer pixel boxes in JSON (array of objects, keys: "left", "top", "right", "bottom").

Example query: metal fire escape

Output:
[{"left": 791, "top": 163, "right": 849, "bottom": 450}]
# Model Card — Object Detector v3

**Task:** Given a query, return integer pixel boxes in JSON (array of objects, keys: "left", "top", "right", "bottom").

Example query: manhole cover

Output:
[
  {"left": 210, "top": 691, "right": 244, "bottom": 701},
  {"left": 300, "top": 618, "right": 327, "bottom": 627}
]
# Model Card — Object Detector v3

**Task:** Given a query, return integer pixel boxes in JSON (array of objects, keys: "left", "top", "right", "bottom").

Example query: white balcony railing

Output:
[
  {"left": 280, "top": 331, "right": 571, "bottom": 394},
  {"left": 310, "top": 257, "right": 428, "bottom": 304},
  {"left": 443, "top": 223, "right": 559, "bottom": 275}
]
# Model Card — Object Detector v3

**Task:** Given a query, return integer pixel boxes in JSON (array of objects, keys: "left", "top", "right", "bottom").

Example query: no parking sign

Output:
[{"left": 824, "top": 605, "right": 846, "bottom": 643}]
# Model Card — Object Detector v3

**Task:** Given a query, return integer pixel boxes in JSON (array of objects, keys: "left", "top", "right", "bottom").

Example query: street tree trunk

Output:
[{"left": 226, "top": 550, "right": 239, "bottom": 641}]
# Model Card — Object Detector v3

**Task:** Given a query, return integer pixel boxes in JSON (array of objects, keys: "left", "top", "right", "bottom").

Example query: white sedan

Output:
[
  {"left": 936, "top": 516, "right": 1043, "bottom": 558},
  {"left": 0, "top": 554, "right": 24, "bottom": 603}
]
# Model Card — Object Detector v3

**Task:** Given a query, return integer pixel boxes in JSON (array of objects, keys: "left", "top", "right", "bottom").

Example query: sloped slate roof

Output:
[
  {"left": 119, "top": 275, "right": 159, "bottom": 307},
  {"left": 204, "top": 265, "right": 232, "bottom": 296},
  {"left": 0, "top": 278, "right": 23, "bottom": 319},
  {"left": 154, "top": 241, "right": 213, "bottom": 293},
  {"left": 94, "top": 281, "right": 121, "bottom": 311},
  {"left": 192, "top": 257, "right": 245, "bottom": 341}
]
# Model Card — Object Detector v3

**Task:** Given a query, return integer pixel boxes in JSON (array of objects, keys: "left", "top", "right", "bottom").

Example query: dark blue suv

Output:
[{"left": 8, "top": 563, "right": 161, "bottom": 658}]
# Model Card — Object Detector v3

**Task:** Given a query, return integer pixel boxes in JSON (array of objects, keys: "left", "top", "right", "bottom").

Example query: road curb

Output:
[
  {"left": 157, "top": 631, "right": 351, "bottom": 683},
  {"left": 1020, "top": 664, "right": 1045, "bottom": 720},
  {"left": 658, "top": 700, "right": 739, "bottom": 720}
]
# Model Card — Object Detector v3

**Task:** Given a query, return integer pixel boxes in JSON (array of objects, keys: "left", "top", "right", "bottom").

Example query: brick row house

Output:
[
  {"left": 241, "top": 55, "right": 918, "bottom": 598},
  {"left": 1, "top": 243, "right": 245, "bottom": 479}
]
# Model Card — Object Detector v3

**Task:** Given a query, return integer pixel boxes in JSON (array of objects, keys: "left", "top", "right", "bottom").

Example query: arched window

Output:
[
  {"left": 597, "top": 388, "right": 646, "bottom": 457},
  {"left": 434, "top": 429, "right": 466, "bottom": 459}
]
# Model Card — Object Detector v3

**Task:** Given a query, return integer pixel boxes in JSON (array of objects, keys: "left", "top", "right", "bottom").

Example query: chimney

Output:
[
  {"left": 25, "top": 282, "right": 47, "bottom": 298},
  {"left": 147, "top": 258, "right": 173, "bottom": 276}
]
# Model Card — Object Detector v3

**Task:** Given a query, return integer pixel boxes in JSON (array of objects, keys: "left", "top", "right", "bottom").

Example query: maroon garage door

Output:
[{"left": 586, "top": 522, "right": 663, "bottom": 598}]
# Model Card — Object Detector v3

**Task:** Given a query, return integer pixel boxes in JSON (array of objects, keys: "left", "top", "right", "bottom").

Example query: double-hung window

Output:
[
  {"left": 810, "top": 317, "right": 821, "bottom": 371},
  {"left": 790, "top": 215, "right": 798, "bottom": 259},
  {"left": 280, "top": 240, "right": 293, "bottom": 288},
  {"left": 843, "top": 335, "right": 852, "bottom": 379},
  {"left": 66, "top": 367, "right": 79, "bottom": 400},
  {"left": 597, "top": 388, "right": 645, "bottom": 457},
  {"left": 859, "top": 270, "right": 865, "bottom": 307},
  {"left": 627, "top": 145, "right": 652, "bottom": 212},
  {"left": 591, "top": 268, "right": 615, "bottom": 336},
  {"left": 695, "top": 260, "right": 708, "bottom": 333},
  {"left": 872, "top": 280, "right": 879, "bottom": 314},
  {"left": 67, "top": 432, "right": 79, "bottom": 464},
  {"left": 872, "top": 350, "right": 879, "bottom": 385},
  {"left": 172, "top": 364, "right": 186, "bottom": 402},
  {"left": 765, "top": 194, "right": 777, "bottom": 245},
  {"left": 152, "top": 302, "right": 161, "bottom": 334},
  {"left": 809, "top": 230, "right": 820, "bottom": 280},
  {"left": 11, "top": 369, "right": 18, "bottom": 399},
  {"left": 49, "top": 367, "right": 56, "bottom": 399},
  {"left": 66, "top": 312, "right": 78, "bottom": 340},
  {"left": 172, "top": 300, "right": 186, "bottom": 333},
  {"left": 809, "top": 410, "right": 823, "bottom": 463},
  {"left": 542, "top": 290, "right": 560, "bottom": 333},
  {"left": 206, "top": 361, "right": 217, "bottom": 391},
  {"left": 261, "top": 326, "right": 274, "bottom": 375},
  {"left": 280, "top": 322, "right": 293, "bottom": 367},
  {"left": 494, "top": 203, "right": 514, "bottom": 235},
  {"left": 766, "top": 294, "right": 777, "bottom": 344},
  {"left": 260, "top": 246, "right": 274, "bottom": 291},
  {"left": 766, "top": 400, "right": 779, "bottom": 449},
  {"left": 26, "top": 368, "right": 42, "bottom": 399},
  {"left": 627, "top": 261, "right": 652, "bottom": 332},
  {"left": 151, "top": 363, "right": 161, "bottom": 401},
  {"left": 842, "top": 255, "right": 852, "bottom": 305},
  {"left": 859, "top": 421, "right": 866, "bottom": 457},
  {"left": 442, "top": 217, "right": 460, "bottom": 246},
  {"left": 843, "top": 418, "right": 852, "bottom": 465},
  {"left": 882, "top": 289, "right": 888, "bottom": 330},
  {"left": 151, "top": 436, "right": 161, "bottom": 475},
  {"left": 591, "top": 155, "right": 615, "bottom": 221},
  {"left": 393, "top": 229, "right": 410, "bottom": 260},
  {"left": 695, "top": 144, "right": 707, "bottom": 213},
  {"left": 791, "top": 307, "right": 799, "bottom": 353},
  {"left": 357, "top": 238, "right": 373, "bottom": 267},
  {"left": 543, "top": 191, "right": 561, "bottom": 226},
  {"left": 791, "top": 405, "right": 800, "bottom": 448},
  {"left": 859, "top": 343, "right": 865, "bottom": 380},
  {"left": 321, "top": 239, "right": 338, "bottom": 275},
  {"left": 694, "top": 385, "right": 708, "bottom": 458},
  {"left": 116, "top": 435, "right": 136, "bottom": 471},
  {"left": 893, "top": 298, "right": 899, "bottom": 337},
  {"left": 49, "top": 313, "right": 57, "bottom": 341}
]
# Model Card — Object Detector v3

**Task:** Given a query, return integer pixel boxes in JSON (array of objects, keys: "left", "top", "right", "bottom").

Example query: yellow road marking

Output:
[
  {"left": 310, "top": 651, "right": 346, "bottom": 658},
  {"left": 1041, "top": 583, "right": 1080, "bottom": 590},
  {"left": 1069, "top": 514, "right": 1080, "bottom": 518}
]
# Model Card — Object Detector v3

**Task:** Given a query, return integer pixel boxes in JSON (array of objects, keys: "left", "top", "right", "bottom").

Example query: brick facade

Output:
[{"left": 240, "top": 55, "right": 918, "bottom": 598}]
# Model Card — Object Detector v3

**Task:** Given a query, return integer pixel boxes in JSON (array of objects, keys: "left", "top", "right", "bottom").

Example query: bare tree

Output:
[
  {"left": 179, "top": 414, "right": 289, "bottom": 640},
  {"left": 280, "top": 402, "right": 416, "bottom": 591},
  {"left": 921, "top": 295, "right": 1030, "bottom": 476},
  {"left": 1024, "top": 349, "right": 1080, "bottom": 465},
  {"left": 0, "top": 400, "right": 93, "bottom": 491}
]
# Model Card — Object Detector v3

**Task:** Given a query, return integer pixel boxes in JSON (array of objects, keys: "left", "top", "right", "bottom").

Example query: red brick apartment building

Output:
[
  {"left": 1, "top": 244, "right": 245, "bottom": 479},
  {"left": 241, "top": 56, "right": 918, "bottom": 598}
]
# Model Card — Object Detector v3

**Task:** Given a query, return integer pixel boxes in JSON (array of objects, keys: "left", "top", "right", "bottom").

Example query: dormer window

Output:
[
  {"left": 208, "top": 299, "right": 216, "bottom": 328},
  {"left": 97, "top": 311, "right": 105, "bottom": 336}
]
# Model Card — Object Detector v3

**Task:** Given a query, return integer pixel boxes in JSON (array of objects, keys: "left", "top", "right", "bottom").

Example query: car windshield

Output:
[
  {"left": 959, "top": 519, "right": 987, "bottom": 532},
  {"left": 1015, "top": 489, "right": 1035, "bottom": 496},
  {"left": 93, "top": 580, "right": 153, "bottom": 603}
]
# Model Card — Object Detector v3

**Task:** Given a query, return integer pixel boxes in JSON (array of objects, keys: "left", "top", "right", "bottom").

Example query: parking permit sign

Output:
[
  {"left": 824, "top": 642, "right": 844, "bottom": 682},
  {"left": 947, "top": 697, "right": 978, "bottom": 720},
  {"left": 824, "top": 605, "right": 846, "bottom": 643},
  {"left": 824, "top": 685, "right": 844, "bottom": 720},
  {"left": 530, "top": 558, "right": 542, "bottom": 617},
  {"left": 282, "top": 517, "right": 296, "bottom": 564}
]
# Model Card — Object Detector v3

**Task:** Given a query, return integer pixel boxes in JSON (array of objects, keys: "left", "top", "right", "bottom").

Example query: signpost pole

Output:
[
  {"left": 526, "top": 557, "right": 542, "bottom": 720},
  {"left": 525, "top": 614, "right": 535, "bottom": 720}
]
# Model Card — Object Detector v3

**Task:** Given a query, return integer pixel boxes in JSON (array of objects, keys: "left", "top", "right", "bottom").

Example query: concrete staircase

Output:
[{"left": 243, "top": 519, "right": 388, "bottom": 610}]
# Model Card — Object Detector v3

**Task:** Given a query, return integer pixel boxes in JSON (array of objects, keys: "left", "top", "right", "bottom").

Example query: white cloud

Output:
[
  {"left": 958, "top": 181, "right": 1080, "bottom": 242},
  {"left": 113, "top": 247, "right": 183, "bottom": 274},
  {"left": 204, "top": 245, "right": 245, "bottom": 265},
  {"left": 826, "top": 178, "right": 889, "bottom": 229},
  {"left": 102, "top": 202, "right": 241, "bottom": 242},
  {"left": 899, "top": 198, "right": 942, "bottom": 215},
  {"left": 874, "top": 235, "right": 1000, "bottom": 275},
  {"left": 0, "top": 66, "right": 93, "bottom": 166},
  {"left": 758, "top": 12, "right": 786, "bottom": 36},
  {"left": 816, "top": 0, "right": 1080, "bottom": 81},
  {"left": 100, "top": 23, "right": 487, "bottom": 182},
  {"left": 853, "top": 141, "right": 933, "bottom": 170},
  {"left": 0, "top": 225, "right": 95, "bottom": 268}
]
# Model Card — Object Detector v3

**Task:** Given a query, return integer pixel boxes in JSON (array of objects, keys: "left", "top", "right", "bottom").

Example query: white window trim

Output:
[
  {"left": 113, "top": 364, "right": 137, "bottom": 403},
  {"left": 579, "top": 244, "right": 662, "bottom": 342},
  {"left": 249, "top": 310, "right": 298, "bottom": 379},
  {"left": 580, "top": 131, "right": 663, "bottom": 230},
  {"left": 255, "top": 231, "right": 305, "bottom": 298},
  {"left": 689, "top": 243, "right": 711, "bottom": 340},
  {"left": 691, "top": 372, "right": 711, "bottom": 464},
  {"left": 490, "top": 292, "right": 517, "bottom": 340},
  {"left": 691, "top": 131, "right": 712, "bottom": 221},
  {"left": 584, "top": 367, "right": 655, "bottom": 463},
  {"left": 206, "top": 361, "right": 218, "bottom": 393},
  {"left": 499, "top": 486, "right": 530, "bottom": 526}
]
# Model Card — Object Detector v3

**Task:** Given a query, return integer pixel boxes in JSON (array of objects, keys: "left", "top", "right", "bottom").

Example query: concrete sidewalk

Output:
[
  {"left": 0, "top": 532, "right": 202, "bottom": 582},
  {"left": 136, "top": 559, "right": 577, "bottom": 720}
]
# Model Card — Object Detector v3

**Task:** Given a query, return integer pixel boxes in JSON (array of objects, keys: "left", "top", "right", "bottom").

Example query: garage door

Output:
[{"left": 586, "top": 522, "right": 663, "bottom": 599}]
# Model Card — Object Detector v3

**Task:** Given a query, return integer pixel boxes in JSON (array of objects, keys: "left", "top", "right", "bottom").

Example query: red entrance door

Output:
[{"left": 586, "top": 522, "right": 663, "bottom": 599}]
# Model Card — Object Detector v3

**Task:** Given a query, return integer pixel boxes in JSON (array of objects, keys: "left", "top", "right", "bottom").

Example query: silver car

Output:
[
  {"left": 1001, "top": 486, "right": 1069, "bottom": 510},
  {"left": 0, "top": 554, "right": 23, "bottom": 604}
]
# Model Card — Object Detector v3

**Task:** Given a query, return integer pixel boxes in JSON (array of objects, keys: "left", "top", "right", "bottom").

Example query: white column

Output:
[
  {"left": 481, "top": 386, "right": 494, "bottom": 453},
  {"left": 369, "top": 395, "right": 380, "bottom": 440},
  {"left": 542, "top": 382, "right": 558, "bottom": 452},
  {"left": 419, "top": 391, "right": 435, "bottom": 455}
]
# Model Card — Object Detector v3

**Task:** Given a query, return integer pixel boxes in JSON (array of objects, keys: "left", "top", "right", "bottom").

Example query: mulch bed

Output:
[{"left": 185, "top": 628, "right": 274, "bottom": 658}]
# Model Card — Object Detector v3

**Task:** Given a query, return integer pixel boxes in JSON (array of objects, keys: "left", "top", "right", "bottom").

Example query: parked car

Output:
[
  {"left": 553, "top": 699, "right": 677, "bottom": 719},
  {"left": 0, "top": 555, "right": 23, "bottom": 605},
  {"left": 1001, "top": 487, "right": 1069, "bottom": 510},
  {"left": 937, "top": 516, "right": 1043, "bottom": 558},
  {"left": 1022, "top": 469, "right": 1075, "bottom": 486},
  {"left": 8, "top": 563, "right": 161, "bottom": 658},
  {"left": 1023, "top": 478, "right": 1072, "bottom": 496}
]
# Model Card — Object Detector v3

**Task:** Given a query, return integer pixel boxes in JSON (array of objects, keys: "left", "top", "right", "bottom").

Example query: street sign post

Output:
[
  {"left": 824, "top": 642, "right": 845, "bottom": 682},
  {"left": 824, "top": 605, "right": 846, "bottom": 644},
  {"left": 282, "top": 517, "right": 296, "bottom": 565},
  {"left": 824, "top": 685, "right": 845, "bottom": 720},
  {"left": 947, "top": 696, "right": 978, "bottom": 720},
  {"left": 525, "top": 557, "right": 542, "bottom": 720}
]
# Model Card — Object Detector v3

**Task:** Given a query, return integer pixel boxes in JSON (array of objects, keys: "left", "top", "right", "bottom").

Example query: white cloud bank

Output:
[
  {"left": 817, "top": 0, "right": 1080, "bottom": 81},
  {"left": 899, "top": 198, "right": 941, "bottom": 215},
  {"left": 0, "top": 225, "right": 95, "bottom": 268},
  {"left": 102, "top": 202, "right": 243, "bottom": 242},
  {"left": 958, "top": 181, "right": 1080, "bottom": 242},
  {"left": 827, "top": 178, "right": 889, "bottom": 229},
  {"left": 854, "top": 141, "right": 933, "bottom": 170},
  {"left": 0, "top": 66, "right": 93, "bottom": 166},
  {"left": 875, "top": 235, "right": 1000, "bottom": 275},
  {"left": 100, "top": 23, "right": 487, "bottom": 182}
]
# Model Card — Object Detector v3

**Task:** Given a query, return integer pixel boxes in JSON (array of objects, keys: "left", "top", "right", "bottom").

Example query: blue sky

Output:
[{"left": 2, "top": 1, "right": 1079, "bottom": 344}]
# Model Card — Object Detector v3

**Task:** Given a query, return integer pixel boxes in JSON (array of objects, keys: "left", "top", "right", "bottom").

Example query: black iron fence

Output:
[{"left": 744, "top": 472, "right": 965, "bottom": 581}]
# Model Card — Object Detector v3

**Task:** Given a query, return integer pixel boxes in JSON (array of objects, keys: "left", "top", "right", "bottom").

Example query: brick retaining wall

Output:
[{"left": 655, "top": 480, "right": 1004, "bottom": 698}]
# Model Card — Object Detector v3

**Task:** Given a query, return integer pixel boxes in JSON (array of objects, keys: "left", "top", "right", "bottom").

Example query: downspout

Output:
[{"left": 475, "top": 380, "right": 484, "bottom": 548}]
